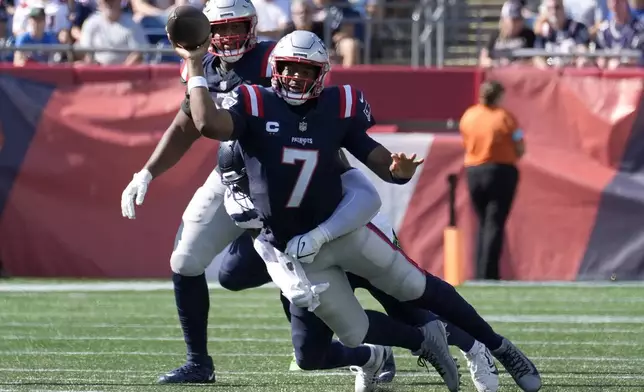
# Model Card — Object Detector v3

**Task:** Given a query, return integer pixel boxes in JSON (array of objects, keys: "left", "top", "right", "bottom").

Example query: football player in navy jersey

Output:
[
  {"left": 120, "top": 0, "right": 283, "bottom": 385},
  {"left": 177, "top": 29, "right": 542, "bottom": 392},
  {"left": 218, "top": 141, "right": 501, "bottom": 392}
]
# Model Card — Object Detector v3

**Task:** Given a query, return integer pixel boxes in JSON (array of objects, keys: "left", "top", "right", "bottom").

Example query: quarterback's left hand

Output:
[
  {"left": 390, "top": 152, "right": 425, "bottom": 180},
  {"left": 285, "top": 227, "right": 330, "bottom": 263}
]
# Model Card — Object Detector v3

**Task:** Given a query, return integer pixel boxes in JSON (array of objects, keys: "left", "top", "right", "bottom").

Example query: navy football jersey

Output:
[
  {"left": 180, "top": 41, "right": 276, "bottom": 114},
  {"left": 224, "top": 84, "right": 379, "bottom": 249}
]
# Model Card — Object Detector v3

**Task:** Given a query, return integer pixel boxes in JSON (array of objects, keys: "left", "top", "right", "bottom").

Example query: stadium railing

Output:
[
  {"left": 1, "top": 44, "right": 641, "bottom": 68},
  {"left": 0, "top": 43, "right": 179, "bottom": 64}
]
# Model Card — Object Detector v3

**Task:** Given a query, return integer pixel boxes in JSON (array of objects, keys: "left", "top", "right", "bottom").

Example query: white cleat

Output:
[
  {"left": 350, "top": 344, "right": 390, "bottom": 392},
  {"left": 462, "top": 340, "right": 499, "bottom": 392}
]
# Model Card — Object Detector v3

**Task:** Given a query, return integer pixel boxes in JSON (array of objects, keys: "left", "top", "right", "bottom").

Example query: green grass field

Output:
[{"left": 1, "top": 280, "right": 643, "bottom": 392}]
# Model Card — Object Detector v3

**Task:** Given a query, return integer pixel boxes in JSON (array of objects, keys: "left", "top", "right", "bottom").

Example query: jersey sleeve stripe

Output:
[
  {"left": 251, "top": 85, "right": 264, "bottom": 117},
  {"left": 339, "top": 85, "right": 347, "bottom": 118},
  {"left": 239, "top": 85, "right": 253, "bottom": 114},
  {"left": 341, "top": 85, "right": 354, "bottom": 118},
  {"left": 262, "top": 42, "right": 276, "bottom": 77}
]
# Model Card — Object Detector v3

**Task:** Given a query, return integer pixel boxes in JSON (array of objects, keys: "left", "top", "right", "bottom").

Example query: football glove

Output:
[
  {"left": 285, "top": 227, "right": 330, "bottom": 264},
  {"left": 121, "top": 169, "right": 153, "bottom": 219},
  {"left": 288, "top": 281, "right": 330, "bottom": 311}
]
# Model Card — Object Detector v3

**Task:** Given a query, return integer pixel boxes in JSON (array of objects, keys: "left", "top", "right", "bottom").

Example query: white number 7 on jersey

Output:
[{"left": 282, "top": 147, "right": 319, "bottom": 208}]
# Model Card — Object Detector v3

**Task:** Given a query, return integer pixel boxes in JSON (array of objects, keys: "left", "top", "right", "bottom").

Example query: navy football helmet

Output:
[{"left": 218, "top": 140, "right": 249, "bottom": 195}]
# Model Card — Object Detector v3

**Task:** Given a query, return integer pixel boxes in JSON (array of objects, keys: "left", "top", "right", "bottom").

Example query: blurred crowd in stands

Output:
[
  {"left": 0, "top": 0, "right": 641, "bottom": 67},
  {"left": 482, "top": 0, "right": 644, "bottom": 68},
  {"left": 0, "top": 0, "right": 387, "bottom": 66}
]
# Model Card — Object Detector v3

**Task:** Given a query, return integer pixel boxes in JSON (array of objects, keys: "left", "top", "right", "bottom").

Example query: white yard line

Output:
[
  {"left": 0, "top": 354, "right": 643, "bottom": 363},
  {"left": 1, "top": 322, "right": 641, "bottom": 334},
  {"left": 1, "top": 280, "right": 642, "bottom": 293},
  {"left": 0, "top": 282, "right": 277, "bottom": 292},
  {"left": 1, "top": 372, "right": 643, "bottom": 381},
  {"left": 2, "top": 313, "right": 643, "bottom": 323},
  {"left": 464, "top": 281, "right": 644, "bottom": 287},
  {"left": 0, "top": 335, "right": 637, "bottom": 346}
]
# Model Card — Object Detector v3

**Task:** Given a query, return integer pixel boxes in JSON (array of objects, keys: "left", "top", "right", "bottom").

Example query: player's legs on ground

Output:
[
  {"left": 303, "top": 266, "right": 459, "bottom": 392},
  {"left": 159, "top": 170, "right": 245, "bottom": 384},
  {"left": 218, "top": 232, "right": 276, "bottom": 291},
  {"left": 349, "top": 272, "right": 498, "bottom": 390},
  {"left": 218, "top": 234, "right": 401, "bottom": 380},
  {"left": 347, "top": 271, "right": 499, "bottom": 391},
  {"left": 321, "top": 224, "right": 541, "bottom": 392},
  {"left": 290, "top": 303, "right": 389, "bottom": 392}
]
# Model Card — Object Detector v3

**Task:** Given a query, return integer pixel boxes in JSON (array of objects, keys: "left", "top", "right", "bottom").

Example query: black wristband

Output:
[{"left": 389, "top": 171, "right": 411, "bottom": 185}]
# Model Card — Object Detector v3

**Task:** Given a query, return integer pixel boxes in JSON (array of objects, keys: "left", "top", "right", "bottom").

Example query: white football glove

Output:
[
  {"left": 288, "top": 281, "right": 330, "bottom": 311},
  {"left": 285, "top": 227, "right": 330, "bottom": 264},
  {"left": 121, "top": 169, "right": 153, "bottom": 219}
]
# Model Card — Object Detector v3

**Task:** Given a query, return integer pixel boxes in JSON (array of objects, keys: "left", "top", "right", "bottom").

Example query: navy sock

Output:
[
  {"left": 365, "top": 282, "right": 434, "bottom": 327},
  {"left": 445, "top": 321, "right": 476, "bottom": 352},
  {"left": 318, "top": 342, "right": 372, "bottom": 369},
  {"left": 364, "top": 310, "right": 424, "bottom": 351},
  {"left": 173, "top": 273, "right": 210, "bottom": 364},
  {"left": 410, "top": 274, "right": 502, "bottom": 350}
]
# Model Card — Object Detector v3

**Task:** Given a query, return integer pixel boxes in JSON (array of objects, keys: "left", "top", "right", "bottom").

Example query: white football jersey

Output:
[{"left": 225, "top": 186, "right": 396, "bottom": 242}]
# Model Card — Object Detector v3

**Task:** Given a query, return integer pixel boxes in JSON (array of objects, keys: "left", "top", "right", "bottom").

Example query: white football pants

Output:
[{"left": 170, "top": 169, "right": 245, "bottom": 276}]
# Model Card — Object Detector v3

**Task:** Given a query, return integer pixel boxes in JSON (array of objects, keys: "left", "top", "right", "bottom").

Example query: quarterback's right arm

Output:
[{"left": 185, "top": 57, "right": 242, "bottom": 141}]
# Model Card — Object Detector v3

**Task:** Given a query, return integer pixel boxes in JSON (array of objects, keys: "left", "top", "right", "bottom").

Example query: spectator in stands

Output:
[
  {"left": 12, "top": 0, "right": 71, "bottom": 36},
  {"left": 78, "top": 0, "right": 148, "bottom": 65},
  {"left": 254, "top": 0, "right": 289, "bottom": 41},
  {"left": 533, "top": 0, "right": 592, "bottom": 67},
  {"left": 70, "top": 0, "right": 95, "bottom": 42},
  {"left": 130, "top": 0, "right": 174, "bottom": 23},
  {"left": 0, "top": 7, "right": 14, "bottom": 62},
  {"left": 13, "top": 7, "right": 58, "bottom": 66},
  {"left": 459, "top": 80, "right": 524, "bottom": 281},
  {"left": 349, "top": 0, "right": 381, "bottom": 18},
  {"left": 595, "top": 0, "right": 644, "bottom": 67},
  {"left": 480, "top": 1, "right": 536, "bottom": 67},
  {"left": 561, "top": 0, "right": 603, "bottom": 29},
  {"left": 285, "top": 0, "right": 359, "bottom": 66},
  {"left": 632, "top": 0, "right": 644, "bottom": 21}
]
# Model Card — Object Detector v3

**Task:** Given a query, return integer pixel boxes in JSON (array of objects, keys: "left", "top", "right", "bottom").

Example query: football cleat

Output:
[
  {"left": 289, "top": 352, "right": 302, "bottom": 371},
  {"left": 462, "top": 340, "right": 499, "bottom": 392},
  {"left": 413, "top": 320, "right": 460, "bottom": 392},
  {"left": 157, "top": 358, "right": 215, "bottom": 384},
  {"left": 376, "top": 347, "right": 396, "bottom": 383},
  {"left": 492, "top": 338, "right": 541, "bottom": 392},
  {"left": 350, "top": 344, "right": 390, "bottom": 392}
]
